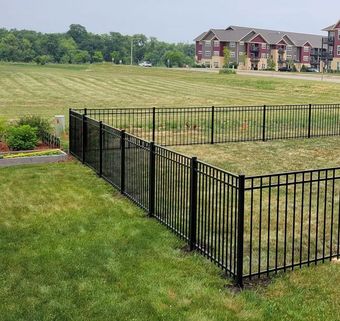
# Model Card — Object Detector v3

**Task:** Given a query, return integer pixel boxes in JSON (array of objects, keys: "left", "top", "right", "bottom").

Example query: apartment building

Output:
[
  {"left": 194, "top": 25, "right": 323, "bottom": 70},
  {"left": 322, "top": 20, "right": 340, "bottom": 71}
]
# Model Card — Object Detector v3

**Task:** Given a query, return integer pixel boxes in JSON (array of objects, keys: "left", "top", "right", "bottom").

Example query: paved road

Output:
[{"left": 236, "top": 70, "right": 340, "bottom": 83}]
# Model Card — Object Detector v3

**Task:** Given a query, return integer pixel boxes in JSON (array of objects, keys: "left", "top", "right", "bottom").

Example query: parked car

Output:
[
  {"left": 139, "top": 61, "right": 152, "bottom": 67},
  {"left": 306, "top": 67, "right": 319, "bottom": 72},
  {"left": 278, "top": 66, "right": 292, "bottom": 72}
]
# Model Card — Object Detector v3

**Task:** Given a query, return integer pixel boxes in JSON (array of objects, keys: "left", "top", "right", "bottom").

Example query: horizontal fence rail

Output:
[
  {"left": 73, "top": 103, "right": 340, "bottom": 146},
  {"left": 69, "top": 105, "right": 340, "bottom": 287}
]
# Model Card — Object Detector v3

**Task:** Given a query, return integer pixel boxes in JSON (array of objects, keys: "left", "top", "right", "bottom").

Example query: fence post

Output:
[
  {"left": 152, "top": 107, "right": 156, "bottom": 142},
  {"left": 262, "top": 105, "right": 266, "bottom": 142},
  {"left": 308, "top": 103, "right": 312, "bottom": 138},
  {"left": 189, "top": 157, "right": 198, "bottom": 251},
  {"left": 236, "top": 174, "right": 245, "bottom": 288},
  {"left": 211, "top": 106, "right": 215, "bottom": 144},
  {"left": 99, "top": 121, "right": 103, "bottom": 177},
  {"left": 148, "top": 141, "right": 156, "bottom": 216},
  {"left": 82, "top": 113, "right": 87, "bottom": 164},
  {"left": 120, "top": 130, "right": 126, "bottom": 194}
]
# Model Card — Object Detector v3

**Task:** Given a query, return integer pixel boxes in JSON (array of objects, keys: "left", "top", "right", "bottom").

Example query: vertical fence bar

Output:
[
  {"left": 262, "top": 105, "right": 266, "bottom": 142},
  {"left": 189, "top": 157, "right": 198, "bottom": 251},
  {"left": 308, "top": 103, "right": 312, "bottom": 138},
  {"left": 152, "top": 107, "right": 156, "bottom": 142},
  {"left": 211, "top": 106, "right": 215, "bottom": 144},
  {"left": 149, "top": 141, "right": 156, "bottom": 216},
  {"left": 99, "top": 121, "right": 103, "bottom": 177},
  {"left": 82, "top": 113, "right": 87, "bottom": 164},
  {"left": 236, "top": 174, "right": 245, "bottom": 287},
  {"left": 120, "top": 130, "right": 126, "bottom": 194}
]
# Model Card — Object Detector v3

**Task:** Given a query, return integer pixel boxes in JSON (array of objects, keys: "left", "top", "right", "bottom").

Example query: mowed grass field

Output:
[
  {"left": 2, "top": 62, "right": 340, "bottom": 119},
  {"left": 1, "top": 162, "right": 339, "bottom": 321},
  {"left": 174, "top": 136, "right": 340, "bottom": 175}
]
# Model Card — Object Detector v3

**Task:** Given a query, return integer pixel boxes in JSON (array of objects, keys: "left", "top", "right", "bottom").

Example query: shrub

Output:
[
  {"left": 219, "top": 68, "right": 236, "bottom": 75},
  {"left": 6, "top": 125, "right": 38, "bottom": 150},
  {"left": 17, "top": 115, "right": 51, "bottom": 138},
  {"left": 300, "top": 64, "right": 307, "bottom": 72},
  {"left": 35, "top": 55, "right": 52, "bottom": 65}
]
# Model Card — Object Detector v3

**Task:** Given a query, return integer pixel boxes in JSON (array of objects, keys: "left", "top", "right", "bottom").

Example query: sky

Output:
[{"left": 1, "top": 0, "right": 340, "bottom": 43}]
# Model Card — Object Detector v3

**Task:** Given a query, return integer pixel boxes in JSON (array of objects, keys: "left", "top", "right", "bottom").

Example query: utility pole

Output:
[{"left": 130, "top": 38, "right": 133, "bottom": 65}]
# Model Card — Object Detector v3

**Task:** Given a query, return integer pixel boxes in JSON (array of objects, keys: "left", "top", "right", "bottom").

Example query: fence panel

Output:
[
  {"left": 154, "top": 146, "right": 192, "bottom": 240},
  {"left": 84, "top": 117, "right": 101, "bottom": 173},
  {"left": 102, "top": 124, "right": 122, "bottom": 189},
  {"left": 243, "top": 169, "right": 340, "bottom": 279},
  {"left": 155, "top": 107, "right": 212, "bottom": 146},
  {"left": 196, "top": 161, "right": 240, "bottom": 277},
  {"left": 86, "top": 108, "right": 154, "bottom": 141},
  {"left": 311, "top": 104, "right": 340, "bottom": 137},
  {"left": 124, "top": 133, "right": 150, "bottom": 210},
  {"left": 69, "top": 110, "right": 83, "bottom": 160},
  {"left": 213, "top": 106, "right": 264, "bottom": 143},
  {"left": 265, "top": 105, "right": 310, "bottom": 140}
]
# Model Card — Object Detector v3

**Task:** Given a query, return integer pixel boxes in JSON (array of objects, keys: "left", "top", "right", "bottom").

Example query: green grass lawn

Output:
[
  {"left": 0, "top": 162, "right": 339, "bottom": 321},
  {"left": 1, "top": 62, "right": 340, "bottom": 120},
  {"left": 174, "top": 136, "right": 340, "bottom": 175}
]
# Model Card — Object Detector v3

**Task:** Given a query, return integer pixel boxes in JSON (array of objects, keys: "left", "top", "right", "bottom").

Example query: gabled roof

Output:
[
  {"left": 322, "top": 20, "right": 340, "bottom": 31},
  {"left": 194, "top": 25, "right": 323, "bottom": 48},
  {"left": 194, "top": 31, "right": 208, "bottom": 42}
]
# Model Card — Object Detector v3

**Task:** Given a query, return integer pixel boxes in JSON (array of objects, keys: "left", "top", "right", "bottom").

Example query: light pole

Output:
[{"left": 130, "top": 38, "right": 133, "bottom": 65}]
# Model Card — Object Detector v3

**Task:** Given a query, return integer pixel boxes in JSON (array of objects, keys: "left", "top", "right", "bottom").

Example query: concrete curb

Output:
[{"left": 0, "top": 150, "right": 68, "bottom": 167}]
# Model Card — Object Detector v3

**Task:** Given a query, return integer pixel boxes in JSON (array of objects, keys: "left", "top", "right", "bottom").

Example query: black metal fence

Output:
[
  {"left": 69, "top": 108, "right": 340, "bottom": 287},
  {"left": 41, "top": 131, "right": 61, "bottom": 148},
  {"left": 73, "top": 103, "right": 340, "bottom": 146}
]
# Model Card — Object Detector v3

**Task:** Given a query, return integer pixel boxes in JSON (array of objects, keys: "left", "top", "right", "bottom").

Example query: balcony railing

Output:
[
  {"left": 322, "top": 36, "right": 334, "bottom": 45},
  {"left": 250, "top": 46, "right": 259, "bottom": 52}
]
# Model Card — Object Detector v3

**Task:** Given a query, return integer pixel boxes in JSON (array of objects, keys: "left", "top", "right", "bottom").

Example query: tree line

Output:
[{"left": 0, "top": 24, "right": 195, "bottom": 67}]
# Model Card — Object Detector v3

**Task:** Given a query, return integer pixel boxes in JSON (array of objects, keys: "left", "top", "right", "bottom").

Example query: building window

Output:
[
  {"left": 239, "top": 51, "right": 244, "bottom": 56},
  {"left": 262, "top": 64, "right": 266, "bottom": 69},
  {"left": 337, "top": 46, "right": 340, "bottom": 55},
  {"left": 304, "top": 46, "right": 309, "bottom": 53},
  {"left": 213, "top": 40, "right": 219, "bottom": 47},
  {"left": 230, "top": 42, "right": 236, "bottom": 48},
  {"left": 214, "top": 61, "right": 219, "bottom": 68},
  {"left": 198, "top": 50, "right": 202, "bottom": 54},
  {"left": 338, "top": 32, "right": 340, "bottom": 40},
  {"left": 230, "top": 51, "right": 236, "bottom": 58},
  {"left": 205, "top": 41, "right": 211, "bottom": 47},
  {"left": 205, "top": 51, "right": 211, "bottom": 56},
  {"left": 337, "top": 62, "right": 340, "bottom": 71},
  {"left": 262, "top": 43, "right": 267, "bottom": 49},
  {"left": 287, "top": 54, "right": 292, "bottom": 59},
  {"left": 213, "top": 51, "right": 219, "bottom": 56},
  {"left": 239, "top": 41, "right": 244, "bottom": 46},
  {"left": 303, "top": 56, "right": 309, "bottom": 62},
  {"left": 287, "top": 45, "right": 292, "bottom": 51}
]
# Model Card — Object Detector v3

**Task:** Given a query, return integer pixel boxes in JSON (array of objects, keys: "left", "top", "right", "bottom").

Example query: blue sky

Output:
[{"left": 1, "top": 0, "right": 340, "bottom": 42}]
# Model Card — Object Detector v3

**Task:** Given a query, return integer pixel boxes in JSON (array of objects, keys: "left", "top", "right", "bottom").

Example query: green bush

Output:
[
  {"left": 6, "top": 125, "right": 38, "bottom": 150},
  {"left": 300, "top": 64, "right": 307, "bottom": 72},
  {"left": 17, "top": 115, "right": 51, "bottom": 138},
  {"left": 219, "top": 68, "right": 236, "bottom": 75}
]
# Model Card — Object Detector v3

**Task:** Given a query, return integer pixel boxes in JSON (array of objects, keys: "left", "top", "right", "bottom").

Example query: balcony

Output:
[
  {"left": 322, "top": 36, "right": 334, "bottom": 45},
  {"left": 250, "top": 45, "right": 259, "bottom": 52},
  {"left": 321, "top": 52, "right": 334, "bottom": 61}
]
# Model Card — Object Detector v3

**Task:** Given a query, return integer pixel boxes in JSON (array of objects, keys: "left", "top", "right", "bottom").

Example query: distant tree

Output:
[
  {"left": 92, "top": 50, "right": 103, "bottom": 63},
  {"left": 223, "top": 47, "right": 231, "bottom": 68},
  {"left": 164, "top": 50, "right": 186, "bottom": 67},
  {"left": 35, "top": 55, "right": 52, "bottom": 65},
  {"left": 67, "top": 24, "right": 88, "bottom": 45},
  {"left": 73, "top": 50, "right": 90, "bottom": 64},
  {"left": 267, "top": 57, "right": 276, "bottom": 70}
]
